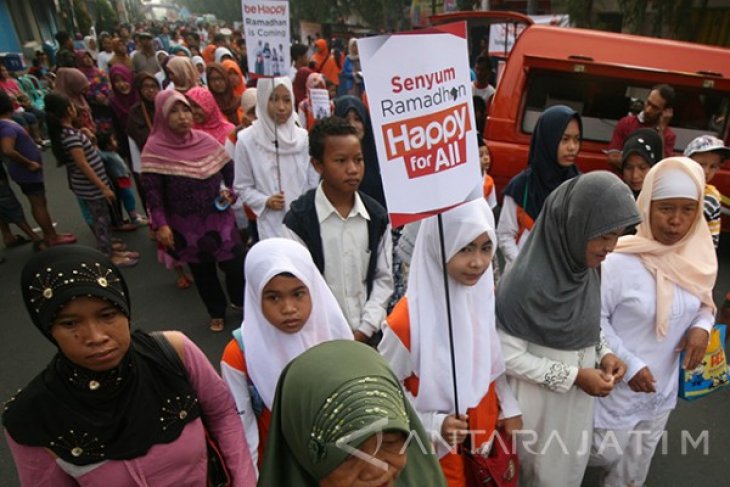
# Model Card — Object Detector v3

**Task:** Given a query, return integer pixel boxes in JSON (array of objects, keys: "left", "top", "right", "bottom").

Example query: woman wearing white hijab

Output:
[
  {"left": 496, "top": 171, "right": 641, "bottom": 487},
  {"left": 234, "top": 77, "right": 318, "bottom": 240},
  {"left": 379, "top": 198, "right": 522, "bottom": 484},
  {"left": 590, "top": 157, "right": 717, "bottom": 487},
  {"left": 191, "top": 55, "right": 207, "bottom": 86},
  {"left": 220, "top": 238, "right": 352, "bottom": 469},
  {"left": 215, "top": 46, "right": 235, "bottom": 64}
]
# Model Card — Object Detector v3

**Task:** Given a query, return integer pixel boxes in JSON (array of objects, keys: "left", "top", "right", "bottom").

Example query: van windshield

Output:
[{"left": 520, "top": 69, "right": 730, "bottom": 152}]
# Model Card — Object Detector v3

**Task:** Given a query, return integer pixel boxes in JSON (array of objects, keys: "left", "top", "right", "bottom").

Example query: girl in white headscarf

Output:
[
  {"left": 84, "top": 35, "right": 98, "bottom": 60},
  {"left": 220, "top": 238, "right": 352, "bottom": 469},
  {"left": 191, "top": 55, "right": 207, "bottom": 86},
  {"left": 234, "top": 77, "right": 318, "bottom": 240},
  {"left": 379, "top": 198, "right": 522, "bottom": 485},
  {"left": 590, "top": 157, "right": 717, "bottom": 487}
]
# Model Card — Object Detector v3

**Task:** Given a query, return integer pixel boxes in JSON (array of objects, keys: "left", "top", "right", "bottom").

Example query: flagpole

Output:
[{"left": 437, "top": 213, "right": 460, "bottom": 416}]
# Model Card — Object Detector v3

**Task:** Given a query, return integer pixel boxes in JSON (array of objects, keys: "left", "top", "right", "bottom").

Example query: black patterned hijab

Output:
[{"left": 3, "top": 246, "right": 199, "bottom": 466}]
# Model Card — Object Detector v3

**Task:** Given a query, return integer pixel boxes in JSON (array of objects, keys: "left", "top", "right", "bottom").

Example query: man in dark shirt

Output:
[{"left": 54, "top": 31, "right": 76, "bottom": 69}]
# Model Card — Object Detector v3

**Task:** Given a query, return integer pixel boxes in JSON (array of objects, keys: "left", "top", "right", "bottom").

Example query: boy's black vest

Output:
[{"left": 283, "top": 189, "right": 389, "bottom": 297}]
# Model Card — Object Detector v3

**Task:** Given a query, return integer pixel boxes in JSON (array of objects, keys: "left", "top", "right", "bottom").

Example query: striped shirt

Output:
[
  {"left": 704, "top": 184, "right": 721, "bottom": 248},
  {"left": 60, "top": 127, "right": 109, "bottom": 200}
]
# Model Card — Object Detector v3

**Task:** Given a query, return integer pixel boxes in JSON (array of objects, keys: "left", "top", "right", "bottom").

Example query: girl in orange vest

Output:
[
  {"left": 379, "top": 198, "right": 522, "bottom": 487},
  {"left": 220, "top": 238, "right": 352, "bottom": 473}
]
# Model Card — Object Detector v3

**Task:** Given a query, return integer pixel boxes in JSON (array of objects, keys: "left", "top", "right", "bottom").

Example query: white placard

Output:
[
  {"left": 242, "top": 0, "right": 291, "bottom": 77},
  {"left": 309, "top": 88, "right": 331, "bottom": 120},
  {"left": 359, "top": 22, "right": 482, "bottom": 226}
]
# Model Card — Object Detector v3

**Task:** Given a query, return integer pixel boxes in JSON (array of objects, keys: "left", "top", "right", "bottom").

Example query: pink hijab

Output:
[
  {"left": 185, "top": 86, "right": 235, "bottom": 144},
  {"left": 140, "top": 90, "right": 229, "bottom": 179},
  {"left": 615, "top": 157, "right": 717, "bottom": 338}
]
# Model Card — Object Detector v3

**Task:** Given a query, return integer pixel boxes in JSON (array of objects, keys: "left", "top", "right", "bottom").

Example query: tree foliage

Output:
[
  {"left": 559, "top": 0, "right": 709, "bottom": 41},
  {"left": 175, "top": 0, "right": 243, "bottom": 24}
]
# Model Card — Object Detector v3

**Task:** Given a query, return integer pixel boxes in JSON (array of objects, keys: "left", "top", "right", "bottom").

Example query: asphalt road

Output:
[{"left": 0, "top": 152, "right": 728, "bottom": 485}]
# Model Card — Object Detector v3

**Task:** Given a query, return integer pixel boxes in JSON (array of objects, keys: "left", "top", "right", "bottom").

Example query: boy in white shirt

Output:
[{"left": 283, "top": 117, "right": 393, "bottom": 342}]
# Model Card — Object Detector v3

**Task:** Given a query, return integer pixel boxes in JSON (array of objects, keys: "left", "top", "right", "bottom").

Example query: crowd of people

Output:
[{"left": 0, "top": 18, "right": 727, "bottom": 487}]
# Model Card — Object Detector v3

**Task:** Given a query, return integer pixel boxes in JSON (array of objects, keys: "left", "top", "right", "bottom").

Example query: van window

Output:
[{"left": 521, "top": 69, "right": 730, "bottom": 151}]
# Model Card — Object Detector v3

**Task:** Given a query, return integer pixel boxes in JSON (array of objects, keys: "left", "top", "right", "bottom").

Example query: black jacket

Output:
[{"left": 283, "top": 188, "right": 389, "bottom": 297}]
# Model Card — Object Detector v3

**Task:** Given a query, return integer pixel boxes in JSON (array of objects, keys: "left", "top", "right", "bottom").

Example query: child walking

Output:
[
  {"left": 45, "top": 92, "right": 138, "bottom": 267},
  {"left": 234, "top": 77, "right": 318, "bottom": 240},
  {"left": 379, "top": 198, "right": 522, "bottom": 486},
  {"left": 220, "top": 238, "right": 352, "bottom": 470},
  {"left": 283, "top": 117, "right": 393, "bottom": 342},
  {"left": 683, "top": 135, "right": 729, "bottom": 248},
  {"left": 97, "top": 132, "right": 147, "bottom": 226}
]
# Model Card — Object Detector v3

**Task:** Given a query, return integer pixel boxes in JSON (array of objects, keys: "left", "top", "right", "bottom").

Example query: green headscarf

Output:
[{"left": 259, "top": 340, "right": 446, "bottom": 486}]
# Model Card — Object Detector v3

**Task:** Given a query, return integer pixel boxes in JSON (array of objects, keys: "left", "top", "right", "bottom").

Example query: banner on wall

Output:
[
  {"left": 242, "top": 0, "right": 291, "bottom": 76},
  {"left": 359, "top": 22, "right": 482, "bottom": 227}
]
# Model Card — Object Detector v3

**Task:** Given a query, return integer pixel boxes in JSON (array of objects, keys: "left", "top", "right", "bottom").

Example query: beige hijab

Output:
[{"left": 615, "top": 156, "right": 717, "bottom": 338}]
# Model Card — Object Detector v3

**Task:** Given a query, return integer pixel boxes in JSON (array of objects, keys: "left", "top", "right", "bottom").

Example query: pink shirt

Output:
[
  {"left": 0, "top": 78, "right": 22, "bottom": 96},
  {"left": 5, "top": 335, "right": 256, "bottom": 486}
]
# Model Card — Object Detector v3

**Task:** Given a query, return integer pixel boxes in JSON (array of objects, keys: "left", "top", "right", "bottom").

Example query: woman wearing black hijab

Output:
[
  {"left": 496, "top": 105, "right": 582, "bottom": 269},
  {"left": 3, "top": 246, "right": 255, "bottom": 485}
]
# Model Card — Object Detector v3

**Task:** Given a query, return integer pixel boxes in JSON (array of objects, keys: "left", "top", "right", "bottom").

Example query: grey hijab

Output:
[{"left": 496, "top": 171, "right": 640, "bottom": 350}]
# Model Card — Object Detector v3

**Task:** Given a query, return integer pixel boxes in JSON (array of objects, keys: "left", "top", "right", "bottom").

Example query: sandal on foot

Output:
[
  {"left": 47, "top": 233, "right": 77, "bottom": 246},
  {"left": 112, "top": 255, "right": 139, "bottom": 268},
  {"left": 114, "top": 250, "right": 140, "bottom": 259},
  {"left": 176, "top": 275, "right": 193, "bottom": 289},
  {"left": 209, "top": 318, "right": 225, "bottom": 332}
]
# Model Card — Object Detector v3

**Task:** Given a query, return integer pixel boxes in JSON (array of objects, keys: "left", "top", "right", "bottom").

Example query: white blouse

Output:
[
  {"left": 496, "top": 195, "right": 531, "bottom": 268},
  {"left": 594, "top": 253, "right": 714, "bottom": 430}
]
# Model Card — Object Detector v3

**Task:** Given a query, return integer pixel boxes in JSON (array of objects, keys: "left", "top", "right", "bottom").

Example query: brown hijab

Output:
[{"left": 206, "top": 62, "right": 241, "bottom": 125}]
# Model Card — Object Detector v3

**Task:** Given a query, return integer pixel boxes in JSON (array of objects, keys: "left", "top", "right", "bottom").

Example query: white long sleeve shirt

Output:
[
  {"left": 234, "top": 128, "right": 319, "bottom": 240},
  {"left": 594, "top": 253, "right": 714, "bottom": 430},
  {"left": 496, "top": 195, "right": 531, "bottom": 268},
  {"left": 380, "top": 323, "right": 521, "bottom": 458},
  {"left": 283, "top": 184, "right": 393, "bottom": 336}
]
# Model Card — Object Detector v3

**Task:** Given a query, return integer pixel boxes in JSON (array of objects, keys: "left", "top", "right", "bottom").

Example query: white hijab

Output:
[
  {"left": 251, "top": 77, "right": 308, "bottom": 155},
  {"left": 242, "top": 238, "right": 353, "bottom": 409},
  {"left": 407, "top": 198, "right": 502, "bottom": 413},
  {"left": 214, "top": 47, "right": 235, "bottom": 64}
]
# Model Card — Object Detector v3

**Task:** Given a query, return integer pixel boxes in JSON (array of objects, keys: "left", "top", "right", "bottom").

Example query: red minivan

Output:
[{"left": 431, "top": 13, "right": 730, "bottom": 229}]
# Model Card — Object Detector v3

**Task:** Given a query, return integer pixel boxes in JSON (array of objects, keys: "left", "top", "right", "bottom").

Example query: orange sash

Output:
[{"left": 221, "top": 340, "right": 271, "bottom": 467}]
